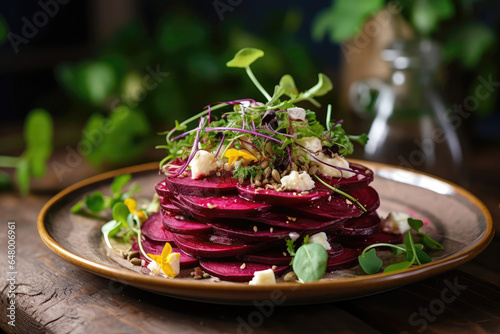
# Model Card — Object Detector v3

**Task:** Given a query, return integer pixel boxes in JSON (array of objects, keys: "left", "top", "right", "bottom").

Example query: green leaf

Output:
[
  {"left": 85, "top": 192, "right": 105, "bottom": 213},
  {"left": 415, "top": 249, "right": 432, "bottom": 264},
  {"left": 383, "top": 260, "right": 413, "bottom": 273},
  {"left": 348, "top": 133, "right": 369, "bottom": 146},
  {"left": 286, "top": 239, "right": 296, "bottom": 257},
  {"left": 101, "top": 220, "right": 122, "bottom": 248},
  {"left": 279, "top": 74, "right": 299, "bottom": 96},
  {"left": 404, "top": 232, "right": 416, "bottom": 262},
  {"left": 111, "top": 174, "right": 132, "bottom": 196},
  {"left": 408, "top": 218, "right": 424, "bottom": 232},
  {"left": 422, "top": 234, "right": 444, "bottom": 250},
  {"left": 16, "top": 158, "right": 30, "bottom": 196},
  {"left": 24, "top": 109, "right": 53, "bottom": 178},
  {"left": 412, "top": 0, "right": 454, "bottom": 36},
  {"left": 390, "top": 244, "right": 407, "bottom": 256},
  {"left": 70, "top": 200, "right": 84, "bottom": 213},
  {"left": 358, "top": 248, "right": 383, "bottom": 274},
  {"left": 293, "top": 243, "right": 328, "bottom": 282},
  {"left": 112, "top": 202, "right": 130, "bottom": 225},
  {"left": 442, "top": 22, "right": 495, "bottom": 69},
  {"left": 311, "top": 0, "right": 384, "bottom": 42},
  {"left": 0, "top": 172, "right": 11, "bottom": 190},
  {"left": 305, "top": 73, "right": 333, "bottom": 97},
  {"left": 226, "top": 48, "right": 264, "bottom": 68}
]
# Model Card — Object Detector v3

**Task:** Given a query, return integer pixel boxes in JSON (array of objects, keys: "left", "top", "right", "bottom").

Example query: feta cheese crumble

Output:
[
  {"left": 248, "top": 268, "right": 276, "bottom": 285},
  {"left": 307, "top": 232, "right": 331, "bottom": 251},
  {"left": 287, "top": 107, "right": 306, "bottom": 121},
  {"left": 189, "top": 150, "right": 221, "bottom": 179},
  {"left": 280, "top": 171, "right": 315, "bottom": 192},
  {"left": 381, "top": 211, "right": 411, "bottom": 234},
  {"left": 296, "top": 137, "right": 354, "bottom": 178}
]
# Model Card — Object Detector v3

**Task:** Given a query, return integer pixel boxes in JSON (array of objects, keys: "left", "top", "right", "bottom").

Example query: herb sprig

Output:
[
  {"left": 358, "top": 218, "right": 443, "bottom": 274},
  {"left": 286, "top": 235, "right": 329, "bottom": 283}
]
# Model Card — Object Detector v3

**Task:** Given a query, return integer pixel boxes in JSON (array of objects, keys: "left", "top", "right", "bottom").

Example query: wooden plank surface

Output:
[{"left": 1, "top": 192, "right": 499, "bottom": 334}]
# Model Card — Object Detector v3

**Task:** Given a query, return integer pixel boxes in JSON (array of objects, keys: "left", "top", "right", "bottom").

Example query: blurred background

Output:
[{"left": 0, "top": 0, "right": 499, "bottom": 205}]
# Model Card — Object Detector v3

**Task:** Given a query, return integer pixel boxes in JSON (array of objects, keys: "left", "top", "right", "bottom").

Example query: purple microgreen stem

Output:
[{"left": 214, "top": 134, "right": 226, "bottom": 158}]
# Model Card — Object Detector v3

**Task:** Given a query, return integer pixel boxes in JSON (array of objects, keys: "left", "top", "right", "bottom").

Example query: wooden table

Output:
[{"left": 1, "top": 153, "right": 499, "bottom": 334}]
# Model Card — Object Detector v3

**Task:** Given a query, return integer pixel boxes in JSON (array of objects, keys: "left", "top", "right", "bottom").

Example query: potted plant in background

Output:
[{"left": 312, "top": 0, "right": 498, "bottom": 183}]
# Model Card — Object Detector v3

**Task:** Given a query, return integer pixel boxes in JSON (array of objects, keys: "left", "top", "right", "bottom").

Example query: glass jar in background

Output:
[{"left": 349, "top": 39, "right": 465, "bottom": 183}]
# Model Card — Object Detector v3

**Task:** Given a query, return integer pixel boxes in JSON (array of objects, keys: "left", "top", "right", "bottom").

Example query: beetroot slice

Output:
[
  {"left": 340, "top": 212, "right": 381, "bottom": 237},
  {"left": 141, "top": 212, "right": 176, "bottom": 243},
  {"left": 131, "top": 239, "right": 199, "bottom": 269},
  {"left": 236, "top": 182, "right": 330, "bottom": 207},
  {"left": 210, "top": 221, "right": 295, "bottom": 242},
  {"left": 155, "top": 180, "right": 169, "bottom": 198},
  {"left": 326, "top": 247, "right": 361, "bottom": 271},
  {"left": 199, "top": 259, "right": 288, "bottom": 282},
  {"left": 318, "top": 163, "right": 374, "bottom": 192},
  {"left": 293, "top": 186, "right": 380, "bottom": 220},
  {"left": 239, "top": 248, "right": 292, "bottom": 265},
  {"left": 161, "top": 210, "right": 212, "bottom": 235},
  {"left": 250, "top": 211, "right": 344, "bottom": 231},
  {"left": 178, "top": 194, "right": 272, "bottom": 219},
  {"left": 173, "top": 233, "right": 274, "bottom": 258},
  {"left": 165, "top": 170, "right": 238, "bottom": 197},
  {"left": 340, "top": 231, "right": 404, "bottom": 248},
  {"left": 160, "top": 197, "right": 186, "bottom": 215}
]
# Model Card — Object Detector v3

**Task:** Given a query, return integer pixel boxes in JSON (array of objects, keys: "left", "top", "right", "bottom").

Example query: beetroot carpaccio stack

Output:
[
  {"left": 131, "top": 48, "right": 407, "bottom": 282},
  {"left": 133, "top": 161, "right": 403, "bottom": 282}
]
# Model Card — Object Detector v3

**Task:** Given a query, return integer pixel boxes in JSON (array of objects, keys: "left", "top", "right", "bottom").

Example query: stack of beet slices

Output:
[{"left": 134, "top": 162, "right": 403, "bottom": 282}]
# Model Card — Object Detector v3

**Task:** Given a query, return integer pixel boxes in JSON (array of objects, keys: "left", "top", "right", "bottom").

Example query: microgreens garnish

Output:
[
  {"left": 158, "top": 48, "right": 368, "bottom": 185},
  {"left": 286, "top": 235, "right": 328, "bottom": 283},
  {"left": 71, "top": 174, "right": 141, "bottom": 215},
  {"left": 358, "top": 218, "right": 442, "bottom": 275}
]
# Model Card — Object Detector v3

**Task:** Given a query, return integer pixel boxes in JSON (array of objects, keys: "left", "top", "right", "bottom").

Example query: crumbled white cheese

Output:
[
  {"left": 296, "top": 137, "right": 354, "bottom": 179},
  {"left": 382, "top": 211, "right": 411, "bottom": 235},
  {"left": 147, "top": 261, "right": 162, "bottom": 276},
  {"left": 280, "top": 171, "right": 315, "bottom": 192},
  {"left": 297, "top": 136, "right": 322, "bottom": 153},
  {"left": 318, "top": 154, "right": 354, "bottom": 179},
  {"left": 248, "top": 268, "right": 276, "bottom": 285},
  {"left": 287, "top": 107, "right": 306, "bottom": 121},
  {"left": 307, "top": 232, "right": 331, "bottom": 251},
  {"left": 189, "top": 150, "right": 220, "bottom": 179}
]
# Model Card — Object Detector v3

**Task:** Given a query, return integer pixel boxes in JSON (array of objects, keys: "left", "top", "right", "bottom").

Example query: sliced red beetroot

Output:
[
  {"left": 155, "top": 180, "right": 169, "bottom": 198},
  {"left": 160, "top": 197, "right": 187, "bottom": 215},
  {"left": 131, "top": 239, "right": 199, "bottom": 269},
  {"left": 340, "top": 212, "right": 381, "bottom": 237},
  {"left": 178, "top": 194, "right": 272, "bottom": 219},
  {"left": 236, "top": 182, "right": 330, "bottom": 207},
  {"left": 165, "top": 170, "right": 238, "bottom": 197},
  {"left": 199, "top": 259, "right": 288, "bottom": 282},
  {"left": 161, "top": 210, "right": 212, "bottom": 235},
  {"left": 141, "top": 212, "right": 176, "bottom": 243},
  {"left": 210, "top": 221, "right": 295, "bottom": 243},
  {"left": 173, "top": 233, "right": 274, "bottom": 258},
  {"left": 293, "top": 186, "right": 380, "bottom": 220},
  {"left": 239, "top": 248, "right": 292, "bottom": 265},
  {"left": 318, "top": 163, "right": 374, "bottom": 192},
  {"left": 326, "top": 247, "right": 362, "bottom": 272},
  {"left": 340, "top": 231, "right": 404, "bottom": 249},
  {"left": 250, "top": 211, "right": 344, "bottom": 231}
]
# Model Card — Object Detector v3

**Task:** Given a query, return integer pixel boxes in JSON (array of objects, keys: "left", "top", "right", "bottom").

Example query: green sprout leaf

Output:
[
  {"left": 279, "top": 74, "right": 299, "bottom": 96},
  {"left": 383, "top": 260, "right": 414, "bottom": 273},
  {"left": 293, "top": 243, "right": 328, "bottom": 283},
  {"left": 85, "top": 192, "right": 106, "bottom": 213},
  {"left": 226, "top": 48, "right": 264, "bottom": 68},
  {"left": 358, "top": 248, "right": 383, "bottom": 274},
  {"left": 16, "top": 158, "right": 30, "bottom": 196},
  {"left": 408, "top": 218, "right": 424, "bottom": 231},
  {"left": 305, "top": 73, "right": 333, "bottom": 97},
  {"left": 101, "top": 220, "right": 122, "bottom": 249},
  {"left": 24, "top": 109, "right": 53, "bottom": 178},
  {"left": 111, "top": 174, "right": 132, "bottom": 197},
  {"left": 415, "top": 249, "right": 432, "bottom": 264},
  {"left": 421, "top": 234, "right": 444, "bottom": 250},
  {"left": 70, "top": 200, "right": 84, "bottom": 213},
  {"left": 112, "top": 202, "right": 130, "bottom": 225}
]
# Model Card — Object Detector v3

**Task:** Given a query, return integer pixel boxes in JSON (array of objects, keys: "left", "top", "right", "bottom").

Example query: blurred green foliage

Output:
[
  {"left": 57, "top": 10, "right": 320, "bottom": 168},
  {"left": 0, "top": 15, "right": 8, "bottom": 45},
  {"left": 0, "top": 109, "right": 53, "bottom": 195},
  {"left": 312, "top": 0, "right": 497, "bottom": 115}
]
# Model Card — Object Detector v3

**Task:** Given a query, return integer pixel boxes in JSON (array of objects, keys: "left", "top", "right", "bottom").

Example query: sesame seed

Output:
[
  {"left": 253, "top": 225, "right": 258, "bottom": 232},
  {"left": 240, "top": 263, "right": 246, "bottom": 270},
  {"left": 270, "top": 227, "right": 274, "bottom": 233},
  {"left": 282, "top": 252, "right": 287, "bottom": 256},
  {"left": 346, "top": 199, "right": 352, "bottom": 205},
  {"left": 286, "top": 221, "right": 290, "bottom": 224},
  {"left": 207, "top": 203, "right": 217, "bottom": 209},
  {"left": 272, "top": 265, "right": 277, "bottom": 270}
]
